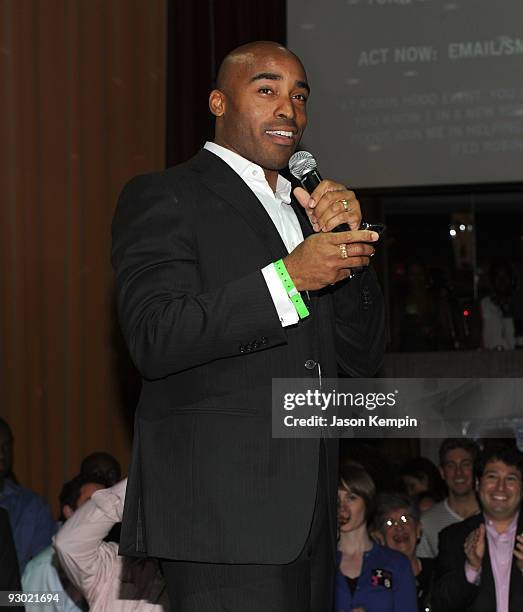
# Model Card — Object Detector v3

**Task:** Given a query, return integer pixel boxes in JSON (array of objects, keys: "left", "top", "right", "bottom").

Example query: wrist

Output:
[
  {"left": 465, "top": 560, "right": 482, "bottom": 573},
  {"left": 273, "top": 259, "right": 309, "bottom": 319},
  {"left": 282, "top": 256, "right": 304, "bottom": 292},
  {"left": 465, "top": 560, "right": 482, "bottom": 586}
]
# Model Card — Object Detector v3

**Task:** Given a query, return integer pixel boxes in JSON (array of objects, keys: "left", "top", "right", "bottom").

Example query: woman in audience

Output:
[
  {"left": 400, "top": 456, "right": 447, "bottom": 506},
  {"left": 373, "top": 492, "right": 435, "bottom": 612},
  {"left": 335, "top": 462, "right": 418, "bottom": 612}
]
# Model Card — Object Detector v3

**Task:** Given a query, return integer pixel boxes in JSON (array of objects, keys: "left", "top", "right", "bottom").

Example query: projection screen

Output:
[{"left": 287, "top": 0, "right": 523, "bottom": 188}]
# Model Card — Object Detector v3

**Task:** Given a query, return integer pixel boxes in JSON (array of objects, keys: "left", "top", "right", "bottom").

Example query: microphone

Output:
[{"left": 288, "top": 150, "right": 348, "bottom": 232}]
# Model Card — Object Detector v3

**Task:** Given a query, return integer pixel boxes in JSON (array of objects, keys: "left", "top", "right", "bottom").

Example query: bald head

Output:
[
  {"left": 216, "top": 41, "right": 302, "bottom": 93},
  {"left": 209, "top": 41, "right": 308, "bottom": 187}
]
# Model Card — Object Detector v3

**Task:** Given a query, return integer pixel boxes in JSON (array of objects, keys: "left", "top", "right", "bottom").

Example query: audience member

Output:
[
  {"left": 374, "top": 492, "right": 435, "bottom": 612},
  {"left": 340, "top": 440, "right": 403, "bottom": 494},
  {"left": 81, "top": 451, "right": 122, "bottom": 544},
  {"left": 1, "top": 506, "right": 21, "bottom": 590},
  {"left": 416, "top": 491, "right": 437, "bottom": 513},
  {"left": 418, "top": 438, "right": 480, "bottom": 558},
  {"left": 335, "top": 461, "right": 418, "bottom": 612},
  {"left": 400, "top": 456, "right": 447, "bottom": 506},
  {"left": 0, "top": 418, "right": 57, "bottom": 572},
  {"left": 80, "top": 451, "right": 121, "bottom": 487},
  {"left": 55, "top": 478, "right": 168, "bottom": 611},
  {"left": 480, "top": 258, "right": 516, "bottom": 350},
  {"left": 22, "top": 473, "right": 107, "bottom": 611},
  {"left": 432, "top": 444, "right": 523, "bottom": 612}
]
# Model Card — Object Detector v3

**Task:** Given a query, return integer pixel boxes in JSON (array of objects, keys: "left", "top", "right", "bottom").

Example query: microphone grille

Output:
[{"left": 288, "top": 150, "right": 317, "bottom": 180}]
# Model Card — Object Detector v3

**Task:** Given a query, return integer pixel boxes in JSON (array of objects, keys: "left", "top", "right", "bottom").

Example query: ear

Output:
[
  {"left": 62, "top": 504, "right": 74, "bottom": 520},
  {"left": 439, "top": 465, "right": 445, "bottom": 480},
  {"left": 209, "top": 89, "right": 226, "bottom": 117}
]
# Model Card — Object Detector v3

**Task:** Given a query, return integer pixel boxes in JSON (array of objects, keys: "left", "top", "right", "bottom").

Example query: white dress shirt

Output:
[
  {"left": 54, "top": 479, "right": 168, "bottom": 612},
  {"left": 204, "top": 141, "right": 305, "bottom": 326}
]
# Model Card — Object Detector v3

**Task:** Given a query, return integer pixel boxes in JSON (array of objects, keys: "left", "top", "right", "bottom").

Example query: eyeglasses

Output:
[{"left": 383, "top": 514, "right": 412, "bottom": 529}]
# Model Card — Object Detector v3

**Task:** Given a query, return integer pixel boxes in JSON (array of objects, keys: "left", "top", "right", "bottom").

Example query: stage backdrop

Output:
[
  {"left": 0, "top": 0, "right": 166, "bottom": 514},
  {"left": 288, "top": 0, "right": 523, "bottom": 188}
]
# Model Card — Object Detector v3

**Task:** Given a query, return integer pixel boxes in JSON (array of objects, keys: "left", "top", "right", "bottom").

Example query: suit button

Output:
[{"left": 304, "top": 359, "right": 316, "bottom": 370}]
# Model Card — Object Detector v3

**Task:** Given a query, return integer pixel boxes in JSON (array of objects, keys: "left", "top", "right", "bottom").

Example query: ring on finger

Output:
[
  {"left": 339, "top": 243, "right": 348, "bottom": 259},
  {"left": 337, "top": 198, "right": 350, "bottom": 213}
]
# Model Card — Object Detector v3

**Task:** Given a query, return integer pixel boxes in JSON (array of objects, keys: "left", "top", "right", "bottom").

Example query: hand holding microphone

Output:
[
  {"left": 284, "top": 151, "right": 383, "bottom": 288},
  {"left": 289, "top": 150, "right": 361, "bottom": 233},
  {"left": 283, "top": 227, "right": 379, "bottom": 291}
]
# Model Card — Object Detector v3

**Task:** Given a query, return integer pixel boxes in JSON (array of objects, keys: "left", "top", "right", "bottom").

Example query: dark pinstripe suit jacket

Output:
[{"left": 111, "top": 149, "right": 385, "bottom": 563}]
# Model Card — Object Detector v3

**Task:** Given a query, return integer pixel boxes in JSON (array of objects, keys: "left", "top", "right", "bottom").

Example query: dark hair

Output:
[
  {"left": 400, "top": 456, "right": 447, "bottom": 502},
  {"left": 373, "top": 492, "right": 420, "bottom": 535},
  {"left": 439, "top": 438, "right": 479, "bottom": 467},
  {"left": 80, "top": 451, "right": 121, "bottom": 487},
  {"left": 58, "top": 473, "right": 107, "bottom": 521},
  {"left": 339, "top": 461, "right": 376, "bottom": 523},
  {"left": 474, "top": 443, "right": 523, "bottom": 481}
]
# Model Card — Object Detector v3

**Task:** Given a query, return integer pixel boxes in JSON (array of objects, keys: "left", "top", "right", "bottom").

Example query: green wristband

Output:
[{"left": 273, "top": 259, "right": 310, "bottom": 319}]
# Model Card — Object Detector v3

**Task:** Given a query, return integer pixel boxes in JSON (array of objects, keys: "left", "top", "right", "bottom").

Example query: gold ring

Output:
[
  {"left": 339, "top": 243, "right": 348, "bottom": 259},
  {"left": 338, "top": 199, "right": 350, "bottom": 212}
]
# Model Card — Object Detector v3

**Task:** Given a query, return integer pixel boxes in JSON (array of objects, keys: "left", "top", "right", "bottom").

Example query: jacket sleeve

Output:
[
  {"left": 333, "top": 265, "right": 385, "bottom": 377},
  {"left": 431, "top": 525, "right": 479, "bottom": 612},
  {"left": 28, "top": 497, "right": 57, "bottom": 563},
  {"left": 111, "top": 174, "right": 286, "bottom": 380}
]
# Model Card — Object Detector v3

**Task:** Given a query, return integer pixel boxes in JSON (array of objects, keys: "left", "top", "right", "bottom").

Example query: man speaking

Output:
[{"left": 112, "top": 41, "right": 385, "bottom": 611}]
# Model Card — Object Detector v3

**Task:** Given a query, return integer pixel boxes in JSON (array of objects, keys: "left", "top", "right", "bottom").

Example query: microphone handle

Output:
[
  {"left": 300, "top": 169, "right": 349, "bottom": 233},
  {"left": 300, "top": 166, "right": 365, "bottom": 275}
]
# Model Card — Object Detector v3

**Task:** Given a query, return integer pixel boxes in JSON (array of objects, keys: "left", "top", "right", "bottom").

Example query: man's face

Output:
[
  {"left": 441, "top": 448, "right": 475, "bottom": 497},
  {"left": 381, "top": 507, "right": 421, "bottom": 559},
  {"left": 402, "top": 474, "right": 428, "bottom": 498},
  {"left": 211, "top": 48, "right": 308, "bottom": 173},
  {"left": 478, "top": 460, "right": 523, "bottom": 522},
  {"left": 0, "top": 426, "right": 13, "bottom": 480}
]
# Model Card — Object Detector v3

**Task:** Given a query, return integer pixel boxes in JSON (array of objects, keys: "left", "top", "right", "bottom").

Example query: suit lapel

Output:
[
  {"left": 508, "top": 513, "right": 523, "bottom": 612},
  {"left": 480, "top": 529, "right": 497, "bottom": 612},
  {"left": 189, "top": 149, "right": 288, "bottom": 261}
]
